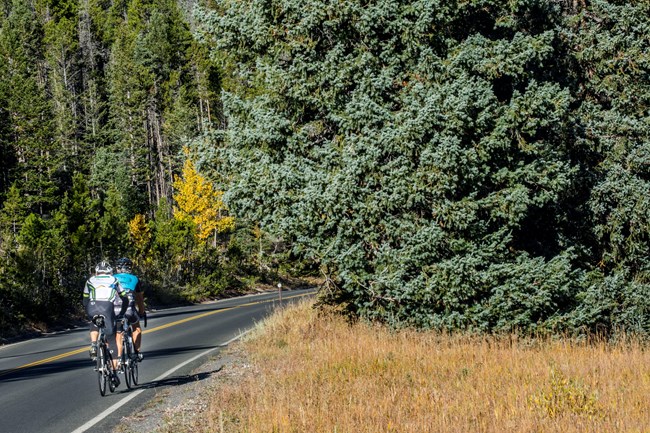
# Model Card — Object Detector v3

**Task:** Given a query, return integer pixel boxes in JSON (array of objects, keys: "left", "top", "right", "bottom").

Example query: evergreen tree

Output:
[
  {"left": 196, "top": 0, "right": 596, "bottom": 332},
  {"left": 562, "top": 1, "right": 650, "bottom": 333},
  {"left": 42, "top": 0, "right": 85, "bottom": 176},
  {"left": 56, "top": 172, "right": 101, "bottom": 271},
  {"left": 107, "top": 0, "right": 198, "bottom": 209},
  {"left": 0, "top": 0, "right": 59, "bottom": 216},
  {"left": 0, "top": 11, "right": 12, "bottom": 194},
  {"left": 78, "top": 0, "right": 110, "bottom": 149},
  {"left": 98, "top": 185, "right": 130, "bottom": 256}
]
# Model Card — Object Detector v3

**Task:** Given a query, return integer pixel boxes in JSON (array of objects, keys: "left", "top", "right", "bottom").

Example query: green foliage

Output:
[
  {"left": 1, "top": 0, "right": 648, "bottom": 338},
  {"left": 195, "top": 0, "right": 649, "bottom": 335},
  {"left": 0, "top": 0, "right": 237, "bottom": 336},
  {"left": 0, "top": 0, "right": 59, "bottom": 215},
  {"left": 55, "top": 173, "right": 100, "bottom": 270},
  {"left": 12, "top": 213, "right": 70, "bottom": 321}
]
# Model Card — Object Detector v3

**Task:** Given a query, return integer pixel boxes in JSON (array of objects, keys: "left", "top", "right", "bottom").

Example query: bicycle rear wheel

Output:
[
  {"left": 123, "top": 340, "right": 132, "bottom": 389},
  {"left": 130, "top": 357, "right": 139, "bottom": 385},
  {"left": 97, "top": 345, "right": 107, "bottom": 396},
  {"left": 106, "top": 350, "right": 116, "bottom": 393}
]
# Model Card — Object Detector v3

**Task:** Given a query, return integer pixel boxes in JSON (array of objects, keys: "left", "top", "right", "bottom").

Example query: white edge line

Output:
[{"left": 70, "top": 328, "right": 253, "bottom": 433}]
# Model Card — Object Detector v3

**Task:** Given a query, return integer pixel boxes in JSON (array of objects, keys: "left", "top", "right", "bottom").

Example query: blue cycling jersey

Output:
[{"left": 114, "top": 273, "right": 141, "bottom": 292}]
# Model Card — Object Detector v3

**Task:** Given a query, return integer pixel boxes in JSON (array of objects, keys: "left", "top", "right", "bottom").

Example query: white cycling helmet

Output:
[{"left": 95, "top": 261, "right": 113, "bottom": 275}]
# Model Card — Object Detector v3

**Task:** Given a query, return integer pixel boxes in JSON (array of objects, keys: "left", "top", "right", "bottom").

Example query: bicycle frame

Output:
[
  {"left": 92, "top": 315, "right": 117, "bottom": 396},
  {"left": 119, "top": 318, "right": 139, "bottom": 388}
]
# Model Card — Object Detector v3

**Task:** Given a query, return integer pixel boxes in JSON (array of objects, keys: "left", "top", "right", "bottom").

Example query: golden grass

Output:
[{"left": 200, "top": 300, "right": 650, "bottom": 433}]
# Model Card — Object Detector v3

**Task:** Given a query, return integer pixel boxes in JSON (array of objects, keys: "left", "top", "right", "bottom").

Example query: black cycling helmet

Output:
[
  {"left": 115, "top": 257, "right": 133, "bottom": 272},
  {"left": 95, "top": 261, "right": 113, "bottom": 275}
]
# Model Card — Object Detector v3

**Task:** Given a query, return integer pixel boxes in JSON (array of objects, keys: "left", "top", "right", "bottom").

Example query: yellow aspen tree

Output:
[
  {"left": 173, "top": 153, "right": 235, "bottom": 244},
  {"left": 128, "top": 214, "right": 151, "bottom": 255}
]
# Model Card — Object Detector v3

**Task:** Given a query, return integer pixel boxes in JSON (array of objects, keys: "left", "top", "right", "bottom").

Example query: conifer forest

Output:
[{"left": 1, "top": 0, "right": 649, "bottom": 338}]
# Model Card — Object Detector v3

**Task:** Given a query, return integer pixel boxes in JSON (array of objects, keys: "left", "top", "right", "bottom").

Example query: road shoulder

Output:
[{"left": 113, "top": 343, "right": 250, "bottom": 433}]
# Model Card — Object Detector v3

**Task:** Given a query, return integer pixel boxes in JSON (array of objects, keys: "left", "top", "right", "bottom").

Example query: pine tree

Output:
[
  {"left": 0, "top": 10, "right": 11, "bottom": 194},
  {"left": 0, "top": 0, "right": 59, "bottom": 216},
  {"left": 107, "top": 0, "right": 198, "bottom": 210},
  {"left": 56, "top": 172, "right": 101, "bottom": 269},
  {"left": 42, "top": 0, "right": 85, "bottom": 176},
  {"left": 77, "top": 0, "right": 110, "bottom": 149}
]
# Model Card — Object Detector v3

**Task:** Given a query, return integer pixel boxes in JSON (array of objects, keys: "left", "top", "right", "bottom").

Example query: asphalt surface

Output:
[{"left": 0, "top": 289, "right": 314, "bottom": 433}]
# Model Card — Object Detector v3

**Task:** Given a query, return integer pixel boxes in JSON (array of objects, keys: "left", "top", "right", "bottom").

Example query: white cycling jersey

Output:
[{"left": 84, "top": 274, "right": 127, "bottom": 315}]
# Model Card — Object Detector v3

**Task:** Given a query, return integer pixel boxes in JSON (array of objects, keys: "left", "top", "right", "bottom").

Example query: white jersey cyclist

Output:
[{"left": 83, "top": 261, "right": 131, "bottom": 339}]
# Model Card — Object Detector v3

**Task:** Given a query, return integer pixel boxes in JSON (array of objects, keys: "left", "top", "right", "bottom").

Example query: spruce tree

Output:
[
  {"left": 562, "top": 1, "right": 650, "bottom": 333},
  {"left": 196, "top": 0, "right": 595, "bottom": 332}
]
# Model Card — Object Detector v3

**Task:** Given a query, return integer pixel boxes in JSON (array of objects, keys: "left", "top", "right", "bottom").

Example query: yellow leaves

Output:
[
  {"left": 173, "top": 153, "right": 234, "bottom": 243},
  {"left": 528, "top": 367, "right": 602, "bottom": 419},
  {"left": 128, "top": 213, "right": 151, "bottom": 253}
]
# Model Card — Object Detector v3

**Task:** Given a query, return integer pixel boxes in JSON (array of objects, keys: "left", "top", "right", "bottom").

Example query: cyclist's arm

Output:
[
  {"left": 116, "top": 282, "right": 131, "bottom": 317},
  {"left": 135, "top": 292, "right": 145, "bottom": 315},
  {"left": 82, "top": 282, "right": 90, "bottom": 308}
]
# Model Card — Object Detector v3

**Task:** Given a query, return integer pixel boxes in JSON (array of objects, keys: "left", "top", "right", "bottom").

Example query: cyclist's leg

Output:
[
  {"left": 114, "top": 325, "right": 124, "bottom": 370},
  {"left": 131, "top": 321, "right": 142, "bottom": 351},
  {"left": 105, "top": 335, "right": 120, "bottom": 387},
  {"left": 103, "top": 312, "right": 121, "bottom": 371},
  {"left": 125, "top": 304, "right": 143, "bottom": 359},
  {"left": 89, "top": 326, "right": 98, "bottom": 359},
  {"left": 86, "top": 302, "right": 108, "bottom": 359}
]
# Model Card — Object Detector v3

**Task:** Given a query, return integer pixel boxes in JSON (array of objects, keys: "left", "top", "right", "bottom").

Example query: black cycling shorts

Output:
[
  {"left": 124, "top": 301, "right": 140, "bottom": 325},
  {"left": 86, "top": 301, "right": 118, "bottom": 336}
]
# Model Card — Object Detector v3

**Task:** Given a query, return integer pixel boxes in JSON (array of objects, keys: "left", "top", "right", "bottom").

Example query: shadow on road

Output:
[
  {"left": 0, "top": 357, "right": 90, "bottom": 382},
  {"left": 0, "top": 344, "right": 219, "bottom": 382},
  {"left": 0, "top": 343, "right": 86, "bottom": 361},
  {"left": 134, "top": 366, "right": 223, "bottom": 391},
  {"left": 145, "top": 306, "right": 233, "bottom": 320}
]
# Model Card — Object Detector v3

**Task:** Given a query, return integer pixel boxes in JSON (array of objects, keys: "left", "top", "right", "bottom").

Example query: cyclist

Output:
[
  {"left": 83, "top": 260, "right": 131, "bottom": 387},
  {"left": 114, "top": 257, "right": 145, "bottom": 361}
]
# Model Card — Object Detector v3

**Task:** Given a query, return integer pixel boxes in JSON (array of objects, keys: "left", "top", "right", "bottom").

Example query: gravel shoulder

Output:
[{"left": 113, "top": 342, "right": 250, "bottom": 433}]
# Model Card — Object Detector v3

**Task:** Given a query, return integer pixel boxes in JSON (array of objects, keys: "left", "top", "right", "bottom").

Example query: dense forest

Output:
[
  {"left": 1, "top": 0, "right": 649, "bottom": 338},
  {"left": 0, "top": 0, "right": 276, "bottom": 337}
]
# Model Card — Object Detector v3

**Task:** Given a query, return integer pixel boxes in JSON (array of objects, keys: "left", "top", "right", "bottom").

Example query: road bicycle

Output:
[
  {"left": 91, "top": 315, "right": 119, "bottom": 396},
  {"left": 118, "top": 318, "right": 139, "bottom": 388}
]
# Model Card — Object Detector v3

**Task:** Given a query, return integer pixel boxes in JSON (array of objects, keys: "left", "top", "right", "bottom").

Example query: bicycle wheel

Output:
[
  {"left": 107, "top": 350, "right": 116, "bottom": 393},
  {"left": 130, "top": 356, "right": 139, "bottom": 386},
  {"left": 97, "top": 344, "right": 107, "bottom": 397},
  {"left": 123, "top": 340, "right": 132, "bottom": 389}
]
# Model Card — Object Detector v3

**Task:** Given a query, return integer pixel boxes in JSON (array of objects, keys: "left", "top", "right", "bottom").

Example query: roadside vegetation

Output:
[
  {"left": 2, "top": 1, "right": 649, "bottom": 341},
  {"left": 164, "top": 300, "right": 649, "bottom": 433}
]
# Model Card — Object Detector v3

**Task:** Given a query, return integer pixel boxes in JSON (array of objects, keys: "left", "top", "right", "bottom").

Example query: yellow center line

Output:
[
  {"left": 0, "top": 292, "right": 312, "bottom": 378},
  {"left": 9, "top": 348, "right": 89, "bottom": 371}
]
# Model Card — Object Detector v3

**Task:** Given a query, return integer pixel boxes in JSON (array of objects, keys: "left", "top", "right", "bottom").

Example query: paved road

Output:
[{"left": 0, "top": 289, "right": 314, "bottom": 433}]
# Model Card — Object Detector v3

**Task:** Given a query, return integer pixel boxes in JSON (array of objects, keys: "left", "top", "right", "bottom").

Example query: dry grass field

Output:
[{"left": 191, "top": 300, "right": 649, "bottom": 433}]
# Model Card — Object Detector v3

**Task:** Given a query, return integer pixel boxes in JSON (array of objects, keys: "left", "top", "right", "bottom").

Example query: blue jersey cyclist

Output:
[
  {"left": 114, "top": 257, "right": 145, "bottom": 361},
  {"left": 83, "top": 261, "right": 132, "bottom": 387}
]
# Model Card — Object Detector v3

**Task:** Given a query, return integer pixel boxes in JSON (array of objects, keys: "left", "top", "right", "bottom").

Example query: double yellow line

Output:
[{"left": 0, "top": 292, "right": 312, "bottom": 378}]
